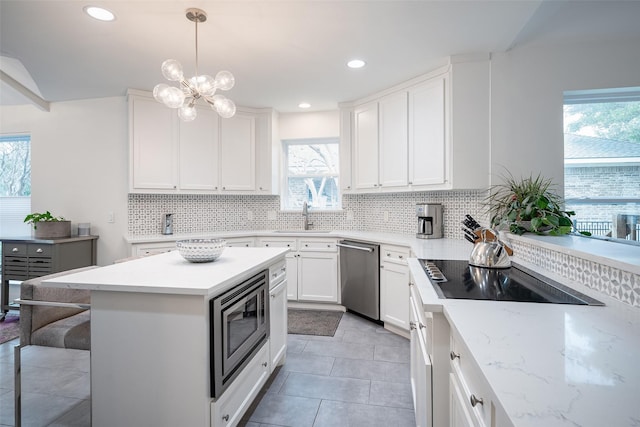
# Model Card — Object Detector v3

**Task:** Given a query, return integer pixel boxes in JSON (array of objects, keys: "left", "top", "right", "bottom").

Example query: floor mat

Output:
[{"left": 287, "top": 309, "right": 343, "bottom": 337}]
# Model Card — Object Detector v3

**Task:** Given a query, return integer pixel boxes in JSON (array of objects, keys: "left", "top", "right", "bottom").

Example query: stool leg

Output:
[{"left": 14, "top": 345, "right": 21, "bottom": 427}]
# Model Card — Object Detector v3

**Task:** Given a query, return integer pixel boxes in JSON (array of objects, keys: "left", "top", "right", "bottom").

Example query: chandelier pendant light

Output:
[{"left": 153, "top": 8, "right": 236, "bottom": 121}]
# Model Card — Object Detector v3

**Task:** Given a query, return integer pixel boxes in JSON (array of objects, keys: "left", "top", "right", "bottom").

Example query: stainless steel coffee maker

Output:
[{"left": 416, "top": 203, "right": 443, "bottom": 239}]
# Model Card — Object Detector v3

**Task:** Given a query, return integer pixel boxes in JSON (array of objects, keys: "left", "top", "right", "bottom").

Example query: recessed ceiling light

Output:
[
  {"left": 84, "top": 6, "right": 116, "bottom": 22},
  {"left": 298, "top": 103, "right": 311, "bottom": 109},
  {"left": 347, "top": 59, "right": 366, "bottom": 69}
]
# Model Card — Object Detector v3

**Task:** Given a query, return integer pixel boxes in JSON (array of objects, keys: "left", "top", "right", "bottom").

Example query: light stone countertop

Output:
[
  {"left": 408, "top": 257, "right": 640, "bottom": 427},
  {"left": 42, "top": 247, "right": 289, "bottom": 297}
]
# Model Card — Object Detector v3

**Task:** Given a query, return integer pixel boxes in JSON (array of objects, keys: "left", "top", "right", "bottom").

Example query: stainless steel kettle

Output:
[{"left": 469, "top": 229, "right": 511, "bottom": 269}]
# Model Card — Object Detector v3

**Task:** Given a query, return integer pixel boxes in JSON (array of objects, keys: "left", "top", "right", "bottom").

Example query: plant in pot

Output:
[
  {"left": 486, "top": 173, "right": 590, "bottom": 236},
  {"left": 24, "top": 211, "right": 71, "bottom": 238}
]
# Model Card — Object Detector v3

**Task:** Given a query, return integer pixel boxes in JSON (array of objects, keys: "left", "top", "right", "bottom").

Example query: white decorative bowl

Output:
[{"left": 176, "top": 239, "right": 226, "bottom": 263}]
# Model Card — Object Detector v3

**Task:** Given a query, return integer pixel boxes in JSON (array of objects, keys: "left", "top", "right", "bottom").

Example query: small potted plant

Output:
[
  {"left": 24, "top": 211, "right": 71, "bottom": 238},
  {"left": 486, "top": 172, "right": 590, "bottom": 236}
]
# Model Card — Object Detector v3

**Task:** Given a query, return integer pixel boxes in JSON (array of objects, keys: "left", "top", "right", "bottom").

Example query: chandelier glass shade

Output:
[{"left": 153, "top": 8, "right": 236, "bottom": 121}]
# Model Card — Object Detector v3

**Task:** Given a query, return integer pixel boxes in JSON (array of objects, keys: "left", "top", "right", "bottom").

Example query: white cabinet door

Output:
[
  {"left": 269, "top": 279, "right": 287, "bottom": 369},
  {"left": 178, "top": 106, "right": 219, "bottom": 191},
  {"left": 339, "top": 108, "right": 353, "bottom": 192},
  {"left": 410, "top": 293, "right": 433, "bottom": 427},
  {"left": 380, "top": 261, "right": 410, "bottom": 330},
  {"left": 130, "top": 95, "right": 178, "bottom": 191},
  {"left": 450, "top": 373, "right": 476, "bottom": 427},
  {"left": 379, "top": 91, "right": 408, "bottom": 189},
  {"left": 353, "top": 101, "right": 379, "bottom": 190},
  {"left": 219, "top": 112, "right": 256, "bottom": 192},
  {"left": 409, "top": 76, "right": 447, "bottom": 186},
  {"left": 298, "top": 252, "right": 338, "bottom": 302},
  {"left": 286, "top": 252, "right": 299, "bottom": 300},
  {"left": 254, "top": 111, "right": 273, "bottom": 194}
]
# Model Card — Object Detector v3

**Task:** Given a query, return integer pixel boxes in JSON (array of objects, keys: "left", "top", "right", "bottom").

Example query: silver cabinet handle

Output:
[
  {"left": 409, "top": 321, "right": 416, "bottom": 330},
  {"left": 262, "top": 362, "right": 268, "bottom": 367},
  {"left": 36, "top": 248, "right": 43, "bottom": 253},
  {"left": 399, "top": 255, "right": 404, "bottom": 259},
  {"left": 450, "top": 351, "right": 460, "bottom": 361},
  {"left": 336, "top": 243, "right": 374, "bottom": 252},
  {"left": 222, "top": 414, "right": 229, "bottom": 422},
  {"left": 12, "top": 247, "right": 19, "bottom": 252},
  {"left": 470, "top": 395, "right": 484, "bottom": 407}
]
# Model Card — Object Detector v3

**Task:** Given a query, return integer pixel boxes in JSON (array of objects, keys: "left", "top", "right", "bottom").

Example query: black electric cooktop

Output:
[{"left": 419, "top": 259, "right": 604, "bottom": 305}]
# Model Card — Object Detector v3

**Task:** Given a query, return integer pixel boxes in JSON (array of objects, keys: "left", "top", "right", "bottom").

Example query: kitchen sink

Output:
[{"left": 273, "top": 230, "right": 331, "bottom": 233}]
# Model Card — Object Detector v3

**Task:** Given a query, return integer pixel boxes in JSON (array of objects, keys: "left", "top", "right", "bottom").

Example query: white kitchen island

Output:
[{"left": 42, "top": 247, "right": 289, "bottom": 427}]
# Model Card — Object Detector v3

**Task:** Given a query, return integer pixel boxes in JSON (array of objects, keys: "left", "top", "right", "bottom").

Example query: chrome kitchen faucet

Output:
[{"left": 302, "top": 201, "right": 313, "bottom": 230}]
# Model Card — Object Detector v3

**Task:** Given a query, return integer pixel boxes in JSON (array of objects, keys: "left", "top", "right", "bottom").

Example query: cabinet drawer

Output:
[
  {"left": 133, "top": 243, "right": 175, "bottom": 257},
  {"left": 3, "top": 243, "right": 27, "bottom": 256},
  {"left": 211, "top": 344, "right": 269, "bottom": 427},
  {"left": 27, "top": 244, "right": 53, "bottom": 257},
  {"left": 258, "top": 239, "right": 297, "bottom": 251},
  {"left": 225, "top": 238, "right": 255, "bottom": 248},
  {"left": 269, "top": 260, "right": 287, "bottom": 289},
  {"left": 299, "top": 239, "right": 337, "bottom": 252},
  {"left": 381, "top": 245, "right": 411, "bottom": 265},
  {"left": 450, "top": 334, "right": 493, "bottom": 426}
]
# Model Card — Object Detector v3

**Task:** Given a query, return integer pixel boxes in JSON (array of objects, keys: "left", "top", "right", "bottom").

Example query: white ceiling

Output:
[{"left": 1, "top": 0, "right": 640, "bottom": 113}]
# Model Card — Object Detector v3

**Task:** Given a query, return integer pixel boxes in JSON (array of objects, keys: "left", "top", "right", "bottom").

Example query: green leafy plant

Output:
[
  {"left": 486, "top": 173, "right": 591, "bottom": 236},
  {"left": 24, "top": 211, "right": 66, "bottom": 230}
]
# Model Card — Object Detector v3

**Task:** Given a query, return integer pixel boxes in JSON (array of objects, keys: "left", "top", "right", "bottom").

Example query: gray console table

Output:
[{"left": 0, "top": 235, "right": 98, "bottom": 321}]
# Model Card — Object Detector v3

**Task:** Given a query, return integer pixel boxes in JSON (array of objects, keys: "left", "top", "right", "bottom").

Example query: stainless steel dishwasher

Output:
[{"left": 338, "top": 240, "right": 380, "bottom": 321}]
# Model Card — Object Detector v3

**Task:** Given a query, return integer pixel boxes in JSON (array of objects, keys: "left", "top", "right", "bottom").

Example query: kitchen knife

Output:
[
  {"left": 462, "top": 228, "right": 479, "bottom": 243},
  {"left": 463, "top": 233, "right": 476, "bottom": 244}
]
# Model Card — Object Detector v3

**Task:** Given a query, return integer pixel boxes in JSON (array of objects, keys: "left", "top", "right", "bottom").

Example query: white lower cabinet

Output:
[
  {"left": 380, "top": 245, "right": 411, "bottom": 331},
  {"left": 450, "top": 373, "right": 476, "bottom": 427},
  {"left": 211, "top": 344, "right": 269, "bottom": 427},
  {"left": 450, "top": 333, "right": 494, "bottom": 427},
  {"left": 298, "top": 251, "right": 338, "bottom": 302},
  {"left": 259, "top": 238, "right": 338, "bottom": 303},
  {"left": 269, "top": 274, "right": 287, "bottom": 369},
  {"left": 410, "top": 286, "right": 433, "bottom": 427}
]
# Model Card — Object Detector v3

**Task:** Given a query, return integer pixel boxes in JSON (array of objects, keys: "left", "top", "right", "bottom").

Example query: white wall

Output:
[
  {"left": 490, "top": 37, "right": 640, "bottom": 194},
  {"left": 0, "top": 97, "right": 129, "bottom": 265},
  {"left": 278, "top": 111, "right": 339, "bottom": 140}
]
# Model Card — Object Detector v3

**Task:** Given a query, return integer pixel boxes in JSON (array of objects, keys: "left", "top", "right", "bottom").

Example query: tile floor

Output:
[{"left": 0, "top": 311, "right": 414, "bottom": 427}]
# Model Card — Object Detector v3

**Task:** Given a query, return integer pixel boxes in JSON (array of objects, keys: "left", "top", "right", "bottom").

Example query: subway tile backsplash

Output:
[{"left": 127, "top": 190, "right": 486, "bottom": 238}]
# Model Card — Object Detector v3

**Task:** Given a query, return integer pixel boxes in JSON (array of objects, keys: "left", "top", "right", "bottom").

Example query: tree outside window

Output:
[
  {"left": 283, "top": 138, "right": 340, "bottom": 210},
  {"left": 0, "top": 134, "right": 32, "bottom": 236}
]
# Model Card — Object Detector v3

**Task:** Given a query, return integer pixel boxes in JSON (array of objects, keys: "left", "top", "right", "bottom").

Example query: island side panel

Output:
[{"left": 90, "top": 290, "right": 210, "bottom": 427}]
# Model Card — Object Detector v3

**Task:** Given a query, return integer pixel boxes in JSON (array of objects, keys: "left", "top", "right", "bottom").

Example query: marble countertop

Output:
[
  {"left": 42, "top": 247, "right": 289, "bottom": 297},
  {"left": 125, "top": 229, "right": 640, "bottom": 274},
  {"left": 408, "top": 258, "right": 640, "bottom": 427}
]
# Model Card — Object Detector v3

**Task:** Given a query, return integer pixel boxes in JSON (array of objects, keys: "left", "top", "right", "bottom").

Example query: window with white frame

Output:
[
  {"left": 0, "top": 134, "right": 32, "bottom": 236},
  {"left": 282, "top": 138, "right": 340, "bottom": 210},
  {"left": 563, "top": 87, "right": 640, "bottom": 244}
]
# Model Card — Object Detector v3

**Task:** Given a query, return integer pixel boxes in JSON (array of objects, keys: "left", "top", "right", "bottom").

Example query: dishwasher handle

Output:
[{"left": 337, "top": 242, "right": 375, "bottom": 253}]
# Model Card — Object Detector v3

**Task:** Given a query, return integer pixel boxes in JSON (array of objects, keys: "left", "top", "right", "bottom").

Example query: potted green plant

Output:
[
  {"left": 486, "top": 173, "right": 590, "bottom": 236},
  {"left": 24, "top": 211, "right": 71, "bottom": 238}
]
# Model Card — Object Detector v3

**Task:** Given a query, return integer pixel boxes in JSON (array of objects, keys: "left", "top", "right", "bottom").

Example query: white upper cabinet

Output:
[
  {"left": 343, "top": 55, "right": 490, "bottom": 193},
  {"left": 353, "top": 101, "right": 380, "bottom": 190},
  {"left": 179, "top": 105, "right": 219, "bottom": 191},
  {"left": 128, "top": 89, "right": 274, "bottom": 195},
  {"left": 379, "top": 91, "right": 409, "bottom": 189},
  {"left": 219, "top": 111, "right": 255, "bottom": 192},
  {"left": 408, "top": 76, "right": 447, "bottom": 187},
  {"left": 129, "top": 94, "right": 178, "bottom": 191}
]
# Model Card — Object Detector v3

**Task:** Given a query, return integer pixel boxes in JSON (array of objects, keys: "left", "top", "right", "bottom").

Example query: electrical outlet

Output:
[
  {"left": 107, "top": 211, "right": 115, "bottom": 223},
  {"left": 267, "top": 210, "right": 277, "bottom": 221},
  {"left": 247, "top": 211, "right": 254, "bottom": 221},
  {"left": 346, "top": 210, "right": 354, "bottom": 221},
  {"left": 383, "top": 211, "right": 389, "bottom": 222}
]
